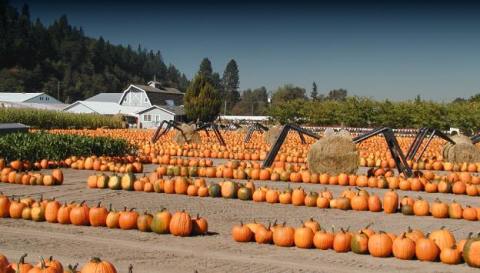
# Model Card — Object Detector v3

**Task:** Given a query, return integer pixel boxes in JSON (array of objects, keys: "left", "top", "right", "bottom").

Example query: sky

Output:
[{"left": 10, "top": 0, "right": 480, "bottom": 101}]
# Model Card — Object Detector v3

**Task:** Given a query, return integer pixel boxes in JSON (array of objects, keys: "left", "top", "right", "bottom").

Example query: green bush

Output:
[
  {"left": 0, "top": 108, "right": 124, "bottom": 129},
  {"left": 0, "top": 131, "right": 135, "bottom": 162}
]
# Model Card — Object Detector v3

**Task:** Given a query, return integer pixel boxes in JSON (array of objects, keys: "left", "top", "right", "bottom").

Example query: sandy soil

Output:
[{"left": 0, "top": 164, "right": 479, "bottom": 273}]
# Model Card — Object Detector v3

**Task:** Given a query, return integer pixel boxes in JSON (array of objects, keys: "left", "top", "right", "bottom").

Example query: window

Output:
[
  {"left": 165, "top": 100, "right": 174, "bottom": 106},
  {"left": 143, "top": 114, "right": 151, "bottom": 121},
  {"left": 46, "top": 97, "right": 49, "bottom": 101},
  {"left": 40, "top": 97, "right": 43, "bottom": 101},
  {"left": 144, "top": 97, "right": 148, "bottom": 103},
  {"left": 156, "top": 115, "right": 160, "bottom": 121}
]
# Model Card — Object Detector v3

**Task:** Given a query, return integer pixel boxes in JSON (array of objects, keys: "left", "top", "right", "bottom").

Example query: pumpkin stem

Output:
[
  {"left": 80, "top": 200, "right": 86, "bottom": 206},
  {"left": 97, "top": 201, "right": 102, "bottom": 208},
  {"left": 129, "top": 264, "right": 133, "bottom": 273},
  {"left": 19, "top": 253, "right": 27, "bottom": 264},
  {"left": 129, "top": 207, "right": 136, "bottom": 212},
  {"left": 109, "top": 203, "right": 113, "bottom": 211},
  {"left": 365, "top": 222, "right": 373, "bottom": 229},
  {"left": 90, "top": 257, "right": 102, "bottom": 263}
]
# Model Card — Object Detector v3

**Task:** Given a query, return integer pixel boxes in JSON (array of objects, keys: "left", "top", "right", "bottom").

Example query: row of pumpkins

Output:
[
  {"left": 85, "top": 172, "right": 480, "bottom": 222},
  {"left": 232, "top": 220, "right": 480, "bottom": 267},
  {"left": 0, "top": 168, "right": 64, "bottom": 186},
  {"left": 0, "top": 254, "right": 119, "bottom": 273},
  {"left": 0, "top": 194, "right": 207, "bottom": 237},
  {"left": 154, "top": 162, "right": 480, "bottom": 196}
]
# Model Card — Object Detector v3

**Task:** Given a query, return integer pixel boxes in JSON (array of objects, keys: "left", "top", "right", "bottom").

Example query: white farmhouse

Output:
[{"left": 0, "top": 92, "right": 66, "bottom": 110}]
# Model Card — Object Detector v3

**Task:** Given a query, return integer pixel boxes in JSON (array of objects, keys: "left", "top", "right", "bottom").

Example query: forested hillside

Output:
[{"left": 0, "top": 0, "right": 189, "bottom": 102}]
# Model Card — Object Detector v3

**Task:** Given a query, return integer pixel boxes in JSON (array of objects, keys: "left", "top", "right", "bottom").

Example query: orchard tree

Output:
[{"left": 184, "top": 74, "right": 221, "bottom": 122}]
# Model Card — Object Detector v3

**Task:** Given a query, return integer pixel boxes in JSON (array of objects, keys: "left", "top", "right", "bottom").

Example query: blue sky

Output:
[{"left": 11, "top": 0, "right": 480, "bottom": 101}]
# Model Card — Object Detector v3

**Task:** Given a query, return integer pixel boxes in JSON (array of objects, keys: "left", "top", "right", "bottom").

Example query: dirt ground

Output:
[{"left": 0, "top": 164, "right": 479, "bottom": 273}]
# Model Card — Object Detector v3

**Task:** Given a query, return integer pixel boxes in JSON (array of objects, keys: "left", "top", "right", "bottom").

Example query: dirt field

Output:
[{"left": 0, "top": 164, "right": 479, "bottom": 273}]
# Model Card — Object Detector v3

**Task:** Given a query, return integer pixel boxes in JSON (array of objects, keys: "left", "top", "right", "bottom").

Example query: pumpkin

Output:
[
  {"left": 255, "top": 224, "right": 273, "bottom": 244},
  {"left": 405, "top": 226, "right": 424, "bottom": 242},
  {"left": 291, "top": 188, "right": 305, "bottom": 206},
  {"left": 137, "top": 211, "right": 153, "bottom": 232},
  {"left": 0, "top": 194, "right": 10, "bottom": 218},
  {"left": 273, "top": 224, "right": 295, "bottom": 247},
  {"left": 392, "top": 233, "right": 415, "bottom": 260},
  {"left": 36, "top": 256, "right": 63, "bottom": 273},
  {"left": 8, "top": 198, "right": 26, "bottom": 219},
  {"left": 412, "top": 197, "right": 429, "bottom": 216},
  {"left": 252, "top": 189, "right": 266, "bottom": 202},
  {"left": 265, "top": 189, "right": 279, "bottom": 203},
  {"left": 208, "top": 183, "right": 221, "bottom": 197},
  {"left": 367, "top": 195, "right": 382, "bottom": 212},
  {"left": 448, "top": 200, "right": 463, "bottom": 219},
  {"left": 440, "top": 247, "right": 462, "bottom": 265},
  {"left": 313, "top": 228, "right": 334, "bottom": 250},
  {"left": 7, "top": 254, "right": 33, "bottom": 273},
  {"left": 294, "top": 224, "right": 314, "bottom": 249},
  {"left": 57, "top": 202, "right": 72, "bottom": 224},
  {"left": 89, "top": 202, "right": 108, "bottom": 227},
  {"left": 51, "top": 169, "right": 63, "bottom": 185},
  {"left": 120, "top": 173, "right": 135, "bottom": 191},
  {"left": 96, "top": 173, "right": 109, "bottom": 189},
  {"left": 107, "top": 174, "right": 121, "bottom": 190},
  {"left": 0, "top": 254, "right": 8, "bottom": 273},
  {"left": 351, "top": 193, "right": 368, "bottom": 211},
  {"left": 303, "top": 218, "right": 320, "bottom": 233},
  {"left": 169, "top": 211, "right": 192, "bottom": 236},
  {"left": 333, "top": 228, "right": 352, "bottom": 253},
  {"left": 44, "top": 199, "right": 60, "bottom": 223},
  {"left": 463, "top": 234, "right": 480, "bottom": 268},
  {"left": 150, "top": 208, "right": 172, "bottom": 234},
  {"left": 80, "top": 257, "right": 117, "bottom": 273},
  {"left": 174, "top": 177, "right": 189, "bottom": 194},
  {"left": 430, "top": 199, "right": 448, "bottom": 218},
  {"left": 232, "top": 222, "right": 253, "bottom": 242},
  {"left": 31, "top": 206, "right": 45, "bottom": 222},
  {"left": 429, "top": 227, "right": 456, "bottom": 250},
  {"left": 382, "top": 189, "right": 398, "bottom": 213},
  {"left": 278, "top": 190, "right": 292, "bottom": 204},
  {"left": 368, "top": 232, "right": 393, "bottom": 257},
  {"left": 221, "top": 181, "right": 238, "bottom": 198},
  {"left": 415, "top": 237, "right": 440, "bottom": 262},
  {"left": 462, "top": 206, "right": 478, "bottom": 221},
  {"left": 69, "top": 201, "right": 90, "bottom": 226},
  {"left": 192, "top": 214, "right": 208, "bottom": 235},
  {"left": 118, "top": 207, "right": 138, "bottom": 230},
  {"left": 351, "top": 232, "right": 369, "bottom": 254}
]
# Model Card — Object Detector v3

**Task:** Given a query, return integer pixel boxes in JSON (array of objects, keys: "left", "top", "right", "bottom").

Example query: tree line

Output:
[{"left": 0, "top": 1, "right": 189, "bottom": 103}]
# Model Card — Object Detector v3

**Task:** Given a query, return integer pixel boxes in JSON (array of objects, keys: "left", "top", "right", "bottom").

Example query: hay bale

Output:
[
  {"left": 173, "top": 123, "right": 201, "bottom": 145},
  {"left": 307, "top": 130, "right": 359, "bottom": 175},
  {"left": 442, "top": 134, "right": 480, "bottom": 163},
  {"left": 264, "top": 125, "right": 283, "bottom": 145}
]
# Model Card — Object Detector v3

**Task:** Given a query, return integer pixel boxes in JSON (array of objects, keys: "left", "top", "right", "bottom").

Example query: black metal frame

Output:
[
  {"left": 194, "top": 122, "right": 226, "bottom": 146},
  {"left": 151, "top": 120, "right": 184, "bottom": 143},
  {"left": 244, "top": 122, "right": 269, "bottom": 143},
  {"left": 471, "top": 134, "right": 480, "bottom": 144},
  {"left": 262, "top": 124, "right": 320, "bottom": 168},
  {"left": 352, "top": 127, "right": 413, "bottom": 177},
  {"left": 405, "top": 128, "right": 455, "bottom": 162}
]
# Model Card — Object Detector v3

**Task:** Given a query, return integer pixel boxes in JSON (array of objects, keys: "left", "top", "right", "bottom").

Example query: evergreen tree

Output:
[
  {"left": 198, "top": 58, "right": 213, "bottom": 79},
  {"left": 222, "top": 59, "right": 240, "bottom": 114},
  {"left": 184, "top": 74, "right": 221, "bottom": 122},
  {"left": 311, "top": 81, "right": 318, "bottom": 100}
]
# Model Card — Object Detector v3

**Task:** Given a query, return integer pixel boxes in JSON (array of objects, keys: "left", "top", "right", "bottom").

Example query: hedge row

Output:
[
  {"left": 0, "top": 107, "right": 124, "bottom": 129},
  {"left": 0, "top": 131, "right": 135, "bottom": 162}
]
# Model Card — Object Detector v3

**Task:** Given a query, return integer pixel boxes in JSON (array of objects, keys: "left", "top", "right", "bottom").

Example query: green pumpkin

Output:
[
  {"left": 108, "top": 174, "right": 121, "bottom": 190},
  {"left": 150, "top": 210, "right": 171, "bottom": 234},
  {"left": 173, "top": 166, "right": 181, "bottom": 176},
  {"left": 153, "top": 180, "right": 163, "bottom": 193},
  {"left": 351, "top": 232, "right": 369, "bottom": 254},
  {"left": 463, "top": 236, "right": 480, "bottom": 268},
  {"left": 401, "top": 204, "right": 414, "bottom": 215},
  {"left": 166, "top": 166, "right": 175, "bottom": 176},
  {"left": 96, "top": 173, "right": 109, "bottom": 188},
  {"left": 237, "top": 187, "right": 252, "bottom": 201},
  {"left": 121, "top": 173, "right": 135, "bottom": 191},
  {"left": 208, "top": 183, "right": 221, "bottom": 197},
  {"left": 188, "top": 167, "right": 198, "bottom": 177}
]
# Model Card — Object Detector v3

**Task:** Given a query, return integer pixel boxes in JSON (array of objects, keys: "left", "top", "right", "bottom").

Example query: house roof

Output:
[
  {"left": 85, "top": 93, "right": 123, "bottom": 103},
  {"left": 0, "top": 101, "right": 67, "bottom": 110},
  {"left": 63, "top": 101, "right": 144, "bottom": 116},
  {"left": 136, "top": 105, "right": 185, "bottom": 116},
  {"left": 0, "top": 92, "right": 44, "bottom": 102},
  {"left": 132, "top": 84, "right": 184, "bottom": 95}
]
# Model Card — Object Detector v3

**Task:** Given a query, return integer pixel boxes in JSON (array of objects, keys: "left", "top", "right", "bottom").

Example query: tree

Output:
[
  {"left": 222, "top": 59, "right": 240, "bottom": 114},
  {"left": 232, "top": 86, "right": 268, "bottom": 115},
  {"left": 327, "top": 89, "right": 348, "bottom": 101},
  {"left": 311, "top": 81, "right": 318, "bottom": 100},
  {"left": 184, "top": 74, "right": 221, "bottom": 122},
  {"left": 198, "top": 58, "right": 213, "bottom": 79},
  {"left": 271, "top": 84, "right": 306, "bottom": 105}
]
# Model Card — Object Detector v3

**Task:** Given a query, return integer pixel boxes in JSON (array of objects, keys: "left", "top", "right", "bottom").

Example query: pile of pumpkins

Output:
[
  {"left": 0, "top": 254, "right": 119, "bottom": 273},
  {"left": 68, "top": 156, "right": 143, "bottom": 173},
  {"left": 86, "top": 172, "right": 480, "bottom": 222},
  {"left": 0, "top": 168, "right": 63, "bottom": 186},
  {"left": 0, "top": 194, "right": 207, "bottom": 237},
  {"left": 232, "top": 220, "right": 480, "bottom": 267}
]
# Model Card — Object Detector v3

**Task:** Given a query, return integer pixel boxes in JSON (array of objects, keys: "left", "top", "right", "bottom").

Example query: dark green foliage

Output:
[
  {"left": 311, "top": 82, "right": 318, "bottom": 100},
  {"left": 267, "top": 96, "right": 480, "bottom": 132},
  {"left": 271, "top": 84, "right": 307, "bottom": 105},
  {"left": 184, "top": 74, "right": 221, "bottom": 122},
  {"left": 0, "top": 108, "right": 124, "bottom": 129},
  {"left": 232, "top": 87, "right": 268, "bottom": 115},
  {"left": 0, "top": 131, "right": 134, "bottom": 162},
  {"left": 222, "top": 59, "right": 240, "bottom": 114},
  {"left": 0, "top": 1, "right": 189, "bottom": 101}
]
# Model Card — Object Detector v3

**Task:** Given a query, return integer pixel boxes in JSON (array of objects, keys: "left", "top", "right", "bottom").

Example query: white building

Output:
[
  {"left": 63, "top": 81, "right": 185, "bottom": 128},
  {"left": 0, "top": 92, "right": 66, "bottom": 110}
]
